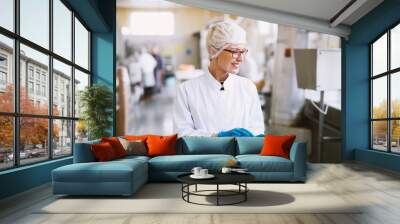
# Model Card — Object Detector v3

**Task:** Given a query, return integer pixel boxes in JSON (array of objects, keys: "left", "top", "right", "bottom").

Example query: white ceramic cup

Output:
[
  {"left": 221, "top": 167, "right": 232, "bottom": 174},
  {"left": 191, "top": 167, "right": 202, "bottom": 176},
  {"left": 200, "top": 169, "right": 208, "bottom": 176}
]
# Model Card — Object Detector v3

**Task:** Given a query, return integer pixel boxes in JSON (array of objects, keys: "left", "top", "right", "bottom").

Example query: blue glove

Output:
[
  {"left": 232, "top": 128, "right": 254, "bottom": 137},
  {"left": 217, "top": 128, "right": 254, "bottom": 137},
  {"left": 217, "top": 129, "right": 235, "bottom": 137}
]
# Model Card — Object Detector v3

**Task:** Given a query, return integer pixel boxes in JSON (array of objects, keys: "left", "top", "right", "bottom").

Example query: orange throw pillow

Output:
[
  {"left": 260, "top": 134, "right": 296, "bottom": 159},
  {"left": 91, "top": 142, "right": 117, "bottom": 161},
  {"left": 101, "top": 137, "right": 126, "bottom": 158},
  {"left": 124, "top": 135, "right": 149, "bottom": 141},
  {"left": 146, "top": 134, "right": 177, "bottom": 157}
]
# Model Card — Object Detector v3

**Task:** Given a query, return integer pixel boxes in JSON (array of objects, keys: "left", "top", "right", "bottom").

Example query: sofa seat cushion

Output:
[
  {"left": 236, "top": 155, "right": 293, "bottom": 172},
  {"left": 53, "top": 159, "right": 147, "bottom": 183},
  {"left": 149, "top": 154, "right": 235, "bottom": 172}
]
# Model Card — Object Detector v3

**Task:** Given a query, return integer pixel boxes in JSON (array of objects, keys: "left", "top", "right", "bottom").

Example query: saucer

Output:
[{"left": 190, "top": 174, "right": 215, "bottom": 179}]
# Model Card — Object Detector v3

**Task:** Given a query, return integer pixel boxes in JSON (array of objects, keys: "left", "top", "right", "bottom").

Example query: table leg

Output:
[
  {"left": 245, "top": 183, "right": 247, "bottom": 201},
  {"left": 217, "top": 184, "right": 219, "bottom": 206}
]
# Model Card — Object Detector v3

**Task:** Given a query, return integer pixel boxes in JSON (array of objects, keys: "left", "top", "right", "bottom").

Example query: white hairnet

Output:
[{"left": 206, "top": 20, "right": 247, "bottom": 59}]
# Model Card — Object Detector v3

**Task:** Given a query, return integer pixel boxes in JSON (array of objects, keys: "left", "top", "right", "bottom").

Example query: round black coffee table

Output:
[{"left": 177, "top": 173, "right": 255, "bottom": 206}]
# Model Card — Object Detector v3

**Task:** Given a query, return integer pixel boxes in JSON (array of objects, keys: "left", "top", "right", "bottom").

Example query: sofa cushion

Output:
[
  {"left": 118, "top": 138, "right": 147, "bottom": 156},
  {"left": 91, "top": 142, "right": 118, "bottom": 161},
  {"left": 260, "top": 134, "right": 296, "bottom": 159},
  {"left": 236, "top": 137, "right": 264, "bottom": 155},
  {"left": 148, "top": 154, "right": 235, "bottom": 172},
  {"left": 101, "top": 137, "right": 127, "bottom": 158},
  {"left": 53, "top": 159, "right": 147, "bottom": 183},
  {"left": 147, "top": 134, "right": 177, "bottom": 157},
  {"left": 236, "top": 155, "right": 293, "bottom": 172},
  {"left": 177, "top": 137, "right": 235, "bottom": 155}
]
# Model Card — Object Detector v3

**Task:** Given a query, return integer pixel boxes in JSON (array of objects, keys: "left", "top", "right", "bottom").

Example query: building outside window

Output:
[
  {"left": 0, "top": 0, "right": 91, "bottom": 170},
  {"left": 28, "top": 81, "right": 34, "bottom": 94},
  {"left": 370, "top": 23, "right": 400, "bottom": 154},
  {"left": 28, "top": 66, "right": 34, "bottom": 80},
  {"left": 0, "top": 54, "right": 7, "bottom": 90}
]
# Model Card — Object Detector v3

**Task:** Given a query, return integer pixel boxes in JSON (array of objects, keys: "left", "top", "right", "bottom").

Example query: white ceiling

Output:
[
  {"left": 226, "top": 0, "right": 352, "bottom": 23},
  {"left": 117, "top": 0, "right": 186, "bottom": 9},
  {"left": 117, "top": 0, "right": 384, "bottom": 37}
]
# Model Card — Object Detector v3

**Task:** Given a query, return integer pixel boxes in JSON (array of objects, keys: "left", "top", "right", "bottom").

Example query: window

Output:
[
  {"left": 28, "top": 67, "right": 34, "bottom": 80},
  {"left": 0, "top": 54, "right": 7, "bottom": 67},
  {"left": 0, "top": 35, "right": 13, "bottom": 113},
  {"left": 20, "top": 0, "right": 49, "bottom": 49},
  {"left": 42, "top": 85, "right": 46, "bottom": 97},
  {"left": 370, "top": 23, "right": 400, "bottom": 154},
  {"left": 28, "top": 81, "right": 34, "bottom": 94},
  {"left": 35, "top": 70, "right": 41, "bottom": 81},
  {"left": 75, "top": 18, "right": 89, "bottom": 70},
  {"left": 0, "top": 0, "right": 14, "bottom": 32},
  {"left": 0, "top": 71, "right": 6, "bottom": 85},
  {"left": 53, "top": 0, "right": 72, "bottom": 60},
  {"left": 36, "top": 84, "right": 40, "bottom": 95},
  {"left": 0, "top": 1, "right": 91, "bottom": 170},
  {"left": 53, "top": 59, "right": 71, "bottom": 117},
  {"left": 128, "top": 12, "right": 174, "bottom": 36}
]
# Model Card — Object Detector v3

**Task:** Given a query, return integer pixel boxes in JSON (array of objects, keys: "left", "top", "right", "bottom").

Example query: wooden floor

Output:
[{"left": 1, "top": 162, "right": 400, "bottom": 224}]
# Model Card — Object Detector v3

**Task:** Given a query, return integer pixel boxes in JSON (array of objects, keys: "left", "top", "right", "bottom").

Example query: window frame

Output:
[
  {"left": 370, "top": 20, "right": 400, "bottom": 154},
  {"left": 0, "top": 0, "right": 92, "bottom": 171}
]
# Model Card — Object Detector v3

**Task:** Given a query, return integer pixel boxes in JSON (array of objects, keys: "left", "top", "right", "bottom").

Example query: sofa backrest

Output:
[
  {"left": 73, "top": 139, "right": 100, "bottom": 163},
  {"left": 235, "top": 137, "right": 264, "bottom": 155},
  {"left": 176, "top": 136, "right": 236, "bottom": 155}
]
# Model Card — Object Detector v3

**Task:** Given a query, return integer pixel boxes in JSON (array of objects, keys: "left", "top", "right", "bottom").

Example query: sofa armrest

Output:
[
  {"left": 73, "top": 140, "right": 100, "bottom": 163},
  {"left": 289, "top": 142, "right": 307, "bottom": 181}
]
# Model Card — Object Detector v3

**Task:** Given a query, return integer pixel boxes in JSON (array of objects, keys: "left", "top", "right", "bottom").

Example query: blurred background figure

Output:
[
  {"left": 126, "top": 48, "right": 143, "bottom": 102},
  {"left": 150, "top": 46, "right": 164, "bottom": 93},
  {"left": 261, "top": 44, "right": 275, "bottom": 126},
  {"left": 138, "top": 47, "right": 157, "bottom": 99}
]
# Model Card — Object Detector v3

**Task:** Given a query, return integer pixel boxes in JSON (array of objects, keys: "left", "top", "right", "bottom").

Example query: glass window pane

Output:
[
  {"left": 0, "top": 0, "right": 14, "bottom": 31},
  {"left": 53, "top": 119, "right": 72, "bottom": 158},
  {"left": 75, "top": 120, "right": 88, "bottom": 143},
  {"left": 372, "top": 77, "right": 387, "bottom": 119},
  {"left": 74, "top": 69, "right": 89, "bottom": 118},
  {"left": 0, "top": 35, "right": 14, "bottom": 112},
  {"left": 53, "top": 59, "right": 72, "bottom": 117},
  {"left": 0, "top": 116, "right": 14, "bottom": 170},
  {"left": 20, "top": 117, "right": 49, "bottom": 165},
  {"left": 372, "top": 33, "right": 387, "bottom": 76},
  {"left": 392, "top": 120, "right": 400, "bottom": 153},
  {"left": 20, "top": 0, "right": 49, "bottom": 49},
  {"left": 391, "top": 24, "right": 400, "bottom": 70},
  {"left": 372, "top": 121, "right": 388, "bottom": 151},
  {"left": 75, "top": 18, "right": 89, "bottom": 70},
  {"left": 53, "top": 0, "right": 72, "bottom": 60},
  {"left": 20, "top": 44, "right": 49, "bottom": 115},
  {"left": 391, "top": 72, "right": 400, "bottom": 118}
]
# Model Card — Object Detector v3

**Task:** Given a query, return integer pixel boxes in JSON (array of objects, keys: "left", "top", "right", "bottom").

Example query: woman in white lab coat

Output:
[{"left": 173, "top": 20, "right": 265, "bottom": 138}]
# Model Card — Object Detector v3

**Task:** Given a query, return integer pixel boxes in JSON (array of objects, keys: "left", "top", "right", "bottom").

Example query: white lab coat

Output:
[
  {"left": 138, "top": 53, "right": 157, "bottom": 87},
  {"left": 173, "top": 71, "right": 265, "bottom": 137}
]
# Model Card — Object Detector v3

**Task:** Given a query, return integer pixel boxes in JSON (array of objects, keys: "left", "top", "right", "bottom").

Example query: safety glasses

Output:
[{"left": 223, "top": 48, "right": 248, "bottom": 59}]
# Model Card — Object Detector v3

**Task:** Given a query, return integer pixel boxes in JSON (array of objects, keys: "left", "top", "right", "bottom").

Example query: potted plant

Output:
[{"left": 79, "top": 84, "right": 113, "bottom": 140}]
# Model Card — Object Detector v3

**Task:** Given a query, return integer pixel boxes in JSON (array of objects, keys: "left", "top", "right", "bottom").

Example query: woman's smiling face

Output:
[{"left": 215, "top": 43, "right": 248, "bottom": 74}]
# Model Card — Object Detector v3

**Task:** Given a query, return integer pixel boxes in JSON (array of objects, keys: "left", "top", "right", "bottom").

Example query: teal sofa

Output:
[{"left": 52, "top": 137, "right": 307, "bottom": 196}]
